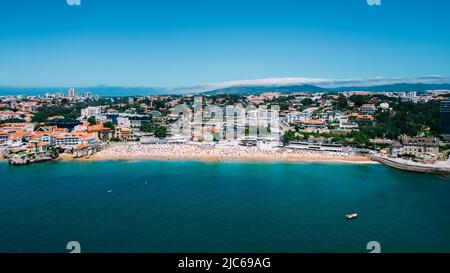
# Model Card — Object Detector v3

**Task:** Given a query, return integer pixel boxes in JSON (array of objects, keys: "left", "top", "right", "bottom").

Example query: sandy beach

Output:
[{"left": 85, "top": 143, "right": 373, "bottom": 163}]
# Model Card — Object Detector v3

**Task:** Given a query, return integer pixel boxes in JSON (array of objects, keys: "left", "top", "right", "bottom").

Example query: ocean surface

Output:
[
  {"left": 0, "top": 86, "right": 170, "bottom": 97},
  {"left": 0, "top": 160, "right": 449, "bottom": 253}
]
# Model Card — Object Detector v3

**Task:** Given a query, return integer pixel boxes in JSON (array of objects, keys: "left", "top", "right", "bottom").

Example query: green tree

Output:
[
  {"left": 0, "top": 119, "right": 24, "bottom": 124},
  {"left": 154, "top": 126, "right": 167, "bottom": 138},
  {"left": 349, "top": 95, "right": 370, "bottom": 107},
  {"left": 301, "top": 98, "right": 314, "bottom": 107},
  {"left": 349, "top": 131, "right": 370, "bottom": 146},
  {"left": 31, "top": 105, "right": 82, "bottom": 123},
  {"left": 336, "top": 95, "right": 349, "bottom": 110},
  {"left": 103, "top": 121, "right": 115, "bottom": 130},
  {"left": 283, "top": 131, "right": 298, "bottom": 142},
  {"left": 140, "top": 123, "right": 167, "bottom": 138},
  {"left": 32, "top": 111, "right": 49, "bottom": 123},
  {"left": 87, "top": 116, "right": 96, "bottom": 125}
]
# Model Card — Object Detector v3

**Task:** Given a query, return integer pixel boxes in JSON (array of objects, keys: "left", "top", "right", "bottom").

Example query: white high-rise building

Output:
[{"left": 68, "top": 88, "right": 76, "bottom": 97}]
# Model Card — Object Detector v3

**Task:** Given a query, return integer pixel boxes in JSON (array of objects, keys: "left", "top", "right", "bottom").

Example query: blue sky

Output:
[{"left": 0, "top": 0, "right": 449, "bottom": 87}]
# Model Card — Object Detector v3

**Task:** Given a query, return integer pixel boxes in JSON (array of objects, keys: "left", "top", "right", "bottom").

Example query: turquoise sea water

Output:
[{"left": 0, "top": 160, "right": 449, "bottom": 253}]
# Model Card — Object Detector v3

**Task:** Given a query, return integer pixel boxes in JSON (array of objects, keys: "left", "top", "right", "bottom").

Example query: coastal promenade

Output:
[{"left": 88, "top": 142, "right": 372, "bottom": 163}]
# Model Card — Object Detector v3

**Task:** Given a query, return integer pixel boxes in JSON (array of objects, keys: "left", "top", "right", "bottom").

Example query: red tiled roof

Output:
[
  {"left": 356, "top": 114, "right": 373, "bottom": 119},
  {"left": 74, "top": 143, "right": 87, "bottom": 149},
  {"left": 88, "top": 124, "right": 108, "bottom": 132},
  {"left": 304, "top": 120, "right": 325, "bottom": 125}
]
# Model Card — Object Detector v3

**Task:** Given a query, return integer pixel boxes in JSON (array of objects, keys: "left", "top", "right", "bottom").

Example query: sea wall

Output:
[{"left": 371, "top": 156, "right": 450, "bottom": 175}]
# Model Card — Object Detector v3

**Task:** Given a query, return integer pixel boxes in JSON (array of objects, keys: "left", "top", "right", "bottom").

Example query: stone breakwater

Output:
[{"left": 371, "top": 156, "right": 450, "bottom": 175}]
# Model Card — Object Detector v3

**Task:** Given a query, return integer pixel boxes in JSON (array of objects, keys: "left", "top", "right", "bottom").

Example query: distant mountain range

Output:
[
  {"left": 202, "top": 83, "right": 450, "bottom": 95},
  {"left": 1, "top": 83, "right": 450, "bottom": 97}
]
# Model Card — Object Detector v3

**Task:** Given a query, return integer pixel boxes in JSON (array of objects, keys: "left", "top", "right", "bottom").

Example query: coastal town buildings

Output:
[
  {"left": 389, "top": 137, "right": 440, "bottom": 158},
  {"left": 360, "top": 104, "right": 376, "bottom": 115},
  {"left": 301, "top": 120, "right": 328, "bottom": 133},
  {"left": 87, "top": 124, "right": 114, "bottom": 141},
  {"left": 114, "top": 126, "right": 132, "bottom": 141},
  {"left": 285, "top": 109, "right": 313, "bottom": 124},
  {"left": 0, "top": 131, "right": 8, "bottom": 144},
  {"left": 339, "top": 117, "right": 359, "bottom": 131},
  {"left": 1, "top": 88, "right": 450, "bottom": 166}
]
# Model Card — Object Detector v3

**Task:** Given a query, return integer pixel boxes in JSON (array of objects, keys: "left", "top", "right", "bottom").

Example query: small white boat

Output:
[
  {"left": 107, "top": 189, "right": 112, "bottom": 193},
  {"left": 346, "top": 213, "right": 358, "bottom": 220}
]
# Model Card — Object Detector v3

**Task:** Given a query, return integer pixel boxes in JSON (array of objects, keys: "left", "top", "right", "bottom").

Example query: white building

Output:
[
  {"left": 24, "top": 123, "right": 35, "bottom": 133},
  {"left": 81, "top": 106, "right": 102, "bottom": 118},
  {"left": 339, "top": 117, "right": 359, "bottom": 130},
  {"left": 257, "top": 137, "right": 280, "bottom": 150},
  {"left": 285, "top": 111, "right": 303, "bottom": 124},
  {"left": 287, "top": 141, "right": 345, "bottom": 153},
  {"left": 361, "top": 104, "right": 376, "bottom": 114},
  {"left": 68, "top": 88, "right": 76, "bottom": 98},
  {"left": 73, "top": 124, "right": 88, "bottom": 132},
  {"left": 379, "top": 102, "right": 390, "bottom": 110},
  {"left": 94, "top": 114, "right": 108, "bottom": 123},
  {"left": 285, "top": 109, "right": 312, "bottom": 124},
  {"left": 117, "top": 117, "right": 131, "bottom": 128},
  {"left": 0, "top": 132, "right": 8, "bottom": 144}
]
